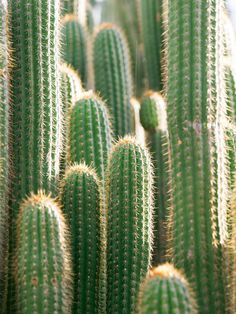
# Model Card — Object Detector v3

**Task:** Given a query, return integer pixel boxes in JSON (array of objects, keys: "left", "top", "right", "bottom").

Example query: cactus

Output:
[
  {"left": 93, "top": 23, "right": 133, "bottom": 138},
  {"left": 0, "top": 1, "right": 9, "bottom": 310},
  {"left": 61, "top": 0, "right": 87, "bottom": 25},
  {"left": 166, "top": 1, "right": 229, "bottom": 313},
  {"left": 61, "top": 164, "right": 102, "bottom": 313},
  {"left": 61, "top": 15, "right": 87, "bottom": 84},
  {"left": 60, "top": 63, "right": 83, "bottom": 175},
  {"left": 140, "top": 92, "right": 170, "bottom": 264},
  {"left": 140, "top": 0, "right": 163, "bottom": 90},
  {"left": 15, "top": 193, "right": 72, "bottom": 313},
  {"left": 68, "top": 91, "right": 112, "bottom": 180},
  {"left": 106, "top": 136, "right": 153, "bottom": 313},
  {"left": 138, "top": 264, "right": 197, "bottom": 314},
  {"left": 86, "top": 3, "right": 94, "bottom": 33},
  {"left": 8, "top": 0, "right": 62, "bottom": 308}
]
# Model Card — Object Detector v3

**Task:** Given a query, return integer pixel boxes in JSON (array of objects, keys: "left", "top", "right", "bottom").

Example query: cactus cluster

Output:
[{"left": 0, "top": 0, "right": 235, "bottom": 313}]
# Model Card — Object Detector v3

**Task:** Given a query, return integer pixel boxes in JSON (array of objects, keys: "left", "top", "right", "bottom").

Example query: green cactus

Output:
[
  {"left": 138, "top": 264, "right": 197, "bottom": 314},
  {"left": 60, "top": 63, "right": 83, "bottom": 176},
  {"left": 8, "top": 0, "right": 62, "bottom": 308},
  {"left": 0, "top": 1, "right": 9, "bottom": 310},
  {"left": 61, "top": 15, "right": 87, "bottom": 84},
  {"left": 166, "top": 1, "right": 229, "bottom": 313},
  {"left": 106, "top": 136, "right": 153, "bottom": 314},
  {"left": 86, "top": 3, "right": 94, "bottom": 33},
  {"left": 61, "top": 164, "right": 102, "bottom": 313},
  {"left": 68, "top": 91, "right": 112, "bottom": 180},
  {"left": 61, "top": 0, "right": 87, "bottom": 24},
  {"left": 140, "top": 0, "right": 163, "bottom": 90},
  {"left": 140, "top": 92, "right": 170, "bottom": 264},
  {"left": 93, "top": 23, "right": 133, "bottom": 138},
  {"left": 15, "top": 193, "right": 72, "bottom": 313}
]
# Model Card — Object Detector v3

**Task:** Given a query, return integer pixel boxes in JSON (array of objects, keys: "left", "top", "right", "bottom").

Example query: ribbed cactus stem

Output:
[
  {"left": 140, "top": 0, "right": 163, "bottom": 90},
  {"left": 8, "top": 0, "right": 62, "bottom": 308},
  {"left": 68, "top": 91, "right": 112, "bottom": 180},
  {"left": 138, "top": 264, "right": 197, "bottom": 314},
  {"left": 60, "top": 63, "right": 83, "bottom": 176},
  {"left": 166, "top": 1, "right": 228, "bottom": 312},
  {"left": 15, "top": 193, "right": 72, "bottom": 313},
  {"left": 140, "top": 92, "right": 170, "bottom": 264},
  {"left": 61, "top": 15, "right": 87, "bottom": 84},
  {"left": 61, "top": 164, "right": 102, "bottom": 313},
  {"left": 93, "top": 23, "right": 133, "bottom": 138},
  {"left": 0, "top": 1, "right": 9, "bottom": 310},
  {"left": 106, "top": 136, "right": 153, "bottom": 313}
]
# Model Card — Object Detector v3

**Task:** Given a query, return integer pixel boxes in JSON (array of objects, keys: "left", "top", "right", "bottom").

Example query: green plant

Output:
[
  {"left": 61, "top": 15, "right": 87, "bottom": 84},
  {"left": 93, "top": 23, "right": 133, "bottom": 138},
  {"left": 0, "top": 1, "right": 9, "bottom": 311},
  {"left": 106, "top": 136, "right": 153, "bottom": 314},
  {"left": 68, "top": 91, "right": 112, "bottom": 180},
  {"left": 60, "top": 63, "right": 83, "bottom": 175},
  {"left": 61, "top": 164, "right": 102, "bottom": 313},
  {"left": 140, "top": 92, "right": 170, "bottom": 264},
  {"left": 138, "top": 264, "right": 196, "bottom": 314},
  {"left": 166, "top": 1, "right": 228, "bottom": 312},
  {"left": 140, "top": 0, "right": 163, "bottom": 90},
  {"left": 15, "top": 193, "right": 72, "bottom": 313}
]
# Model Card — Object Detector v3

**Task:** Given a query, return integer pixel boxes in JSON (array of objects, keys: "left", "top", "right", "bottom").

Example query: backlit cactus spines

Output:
[
  {"left": 166, "top": 1, "right": 228, "bottom": 312},
  {"left": 106, "top": 136, "right": 153, "bottom": 314},
  {"left": 93, "top": 23, "right": 133, "bottom": 138},
  {"left": 68, "top": 91, "right": 113, "bottom": 180},
  {"left": 0, "top": 1, "right": 9, "bottom": 310},
  {"left": 61, "top": 164, "right": 102, "bottom": 313},
  {"left": 61, "top": 15, "right": 87, "bottom": 84},
  {"left": 15, "top": 193, "right": 72, "bottom": 313},
  {"left": 138, "top": 264, "right": 197, "bottom": 314},
  {"left": 140, "top": 0, "right": 163, "bottom": 90},
  {"left": 140, "top": 92, "right": 170, "bottom": 264}
]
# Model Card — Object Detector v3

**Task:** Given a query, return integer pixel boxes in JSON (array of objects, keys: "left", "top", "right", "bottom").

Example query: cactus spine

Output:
[
  {"left": 8, "top": 0, "right": 62, "bottom": 308},
  {"left": 68, "top": 92, "right": 112, "bottom": 180},
  {"left": 93, "top": 24, "right": 133, "bottom": 138},
  {"left": 15, "top": 193, "right": 72, "bottom": 313},
  {"left": 61, "top": 165, "right": 102, "bottom": 313},
  {"left": 106, "top": 137, "right": 153, "bottom": 313},
  {"left": 138, "top": 264, "right": 196, "bottom": 314},
  {"left": 140, "top": 0, "right": 163, "bottom": 90},
  {"left": 166, "top": 1, "right": 228, "bottom": 312},
  {"left": 140, "top": 92, "right": 170, "bottom": 264},
  {"left": 61, "top": 15, "right": 87, "bottom": 84},
  {"left": 0, "top": 1, "right": 9, "bottom": 310}
]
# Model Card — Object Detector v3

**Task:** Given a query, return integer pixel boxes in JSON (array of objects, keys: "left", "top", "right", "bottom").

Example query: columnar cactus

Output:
[
  {"left": 8, "top": 0, "right": 62, "bottom": 307},
  {"left": 61, "top": 164, "right": 102, "bottom": 313},
  {"left": 106, "top": 137, "right": 153, "bottom": 313},
  {"left": 166, "top": 1, "right": 228, "bottom": 312},
  {"left": 68, "top": 91, "right": 112, "bottom": 180},
  {"left": 138, "top": 264, "right": 197, "bottom": 314},
  {"left": 60, "top": 63, "right": 83, "bottom": 175},
  {"left": 15, "top": 193, "right": 72, "bottom": 313},
  {"left": 140, "top": 92, "right": 170, "bottom": 264},
  {"left": 93, "top": 23, "right": 133, "bottom": 138},
  {"left": 140, "top": 0, "right": 163, "bottom": 90},
  {"left": 61, "top": 15, "right": 87, "bottom": 84},
  {"left": 0, "top": 1, "right": 9, "bottom": 310}
]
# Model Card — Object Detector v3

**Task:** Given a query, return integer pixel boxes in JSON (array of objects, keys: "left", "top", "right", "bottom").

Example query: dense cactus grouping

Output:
[{"left": 0, "top": 0, "right": 235, "bottom": 313}]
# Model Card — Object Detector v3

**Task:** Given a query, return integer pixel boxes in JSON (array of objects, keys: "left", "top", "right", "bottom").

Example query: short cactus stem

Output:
[
  {"left": 93, "top": 23, "right": 133, "bottom": 138},
  {"left": 61, "top": 164, "right": 102, "bottom": 313},
  {"left": 0, "top": 1, "right": 9, "bottom": 310},
  {"left": 106, "top": 136, "right": 154, "bottom": 314},
  {"left": 140, "top": 0, "right": 163, "bottom": 90},
  {"left": 140, "top": 92, "right": 170, "bottom": 264},
  {"left": 15, "top": 193, "right": 72, "bottom": 313},
  {"left": 166, "top": 1, "right": 229, "bottom": 312},
  {"left": 138, "top": 264, "right": 197, "bottom": 314},
  {"left": 61, "top": 15, "right": 87, "bottom": 84},
  {"left": 68, "top": 91, "right": 112, "bottom": 180}
]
